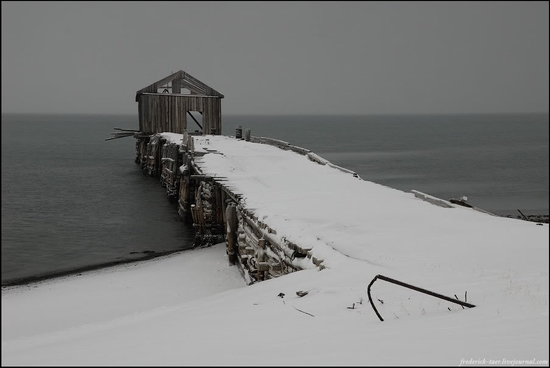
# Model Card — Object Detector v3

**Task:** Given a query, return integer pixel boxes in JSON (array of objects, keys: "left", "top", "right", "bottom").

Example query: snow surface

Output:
[{"left": 2, "top": 134, "right": 549, "bottom": 366}]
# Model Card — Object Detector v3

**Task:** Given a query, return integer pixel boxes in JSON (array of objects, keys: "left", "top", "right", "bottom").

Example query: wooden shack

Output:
[{"left": 135, "top": 70, "right": 224, "bottom": 135}]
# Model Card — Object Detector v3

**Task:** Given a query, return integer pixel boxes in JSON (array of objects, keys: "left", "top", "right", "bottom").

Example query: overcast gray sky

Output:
[{"left": 2, "top": 1, "right": 548, "bottom": 115}]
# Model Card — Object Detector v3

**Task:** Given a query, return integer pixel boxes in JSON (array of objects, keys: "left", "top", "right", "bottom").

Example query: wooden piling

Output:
[{"left": 226, "top": 203, "right": 237, "bottom": 265}]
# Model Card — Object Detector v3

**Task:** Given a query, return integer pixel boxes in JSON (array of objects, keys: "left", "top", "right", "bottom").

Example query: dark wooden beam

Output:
[{"left": 187, "top": 111, "right": 203, "bottom": 130}]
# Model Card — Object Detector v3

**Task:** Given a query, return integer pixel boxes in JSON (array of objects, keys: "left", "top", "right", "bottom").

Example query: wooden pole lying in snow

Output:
[{"left": 366, "top": 274, "right": 476, "bottom": 322}]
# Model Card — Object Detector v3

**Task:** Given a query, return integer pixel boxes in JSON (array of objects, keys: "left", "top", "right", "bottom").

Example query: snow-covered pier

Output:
[
  {"left": 135, "top": 130, "right": 549, "bottom": 290},
  {"left": 138, "top": 131, "right": 360, "bottom": 284}
]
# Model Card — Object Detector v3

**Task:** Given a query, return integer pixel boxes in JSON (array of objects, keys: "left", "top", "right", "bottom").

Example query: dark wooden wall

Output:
[{"left": 137, "top": 93, "right": 222, "bottom": 135}]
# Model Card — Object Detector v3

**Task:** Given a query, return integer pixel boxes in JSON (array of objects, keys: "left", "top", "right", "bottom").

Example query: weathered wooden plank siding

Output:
[
  {"left": 135, "top": 70, "right": 223, "bottom": 134},
  {"left": 203, "top": 99, "right": 211, "bottom": 134}
]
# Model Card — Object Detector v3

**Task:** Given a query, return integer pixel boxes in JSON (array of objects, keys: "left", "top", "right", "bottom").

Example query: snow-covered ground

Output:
[{"left": 2, "top": 135, "right": 548, "bottom": 366}]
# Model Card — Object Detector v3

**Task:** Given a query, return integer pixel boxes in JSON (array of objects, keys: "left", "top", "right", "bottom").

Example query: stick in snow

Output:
[{"left": 292, "top": 306, "right": 314, "bottom": 317}]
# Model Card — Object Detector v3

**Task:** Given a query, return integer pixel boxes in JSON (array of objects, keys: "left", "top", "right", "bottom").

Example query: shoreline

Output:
[
  {"left": 2, "top": 213, "right": 547, "bottom": 288},
  {"left": 1, "top": 248, "right": 187, "bottom": 288},
  {"left": 502, "top": 213, "right": 549, "bottom": 224}
]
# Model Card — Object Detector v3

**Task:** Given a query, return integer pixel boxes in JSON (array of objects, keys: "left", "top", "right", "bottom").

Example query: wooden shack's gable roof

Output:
[{"left": 135, "top": 70, "right": 224, "bottom": 100}]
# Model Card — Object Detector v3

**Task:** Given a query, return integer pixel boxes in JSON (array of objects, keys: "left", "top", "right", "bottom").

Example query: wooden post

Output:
[
  {"left": 244, "top": 129, "right": 251, "bottom": 141},
  {"left": 517, "top": 209, "right": 529, "bottom": 221},
  {"left": 181, "top": 165, "right": 193, "bottom": 223},
  {"left": 257, "top": 238, "right": 266, "bottom": 281},
  {"left": 225, "top": 203, "right": 237, "bottom": 265}
]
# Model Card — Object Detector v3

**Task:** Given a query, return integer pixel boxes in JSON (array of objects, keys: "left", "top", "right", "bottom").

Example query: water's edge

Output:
[{"left": 1, "top": 249, "right": 187, "bottom": 287}]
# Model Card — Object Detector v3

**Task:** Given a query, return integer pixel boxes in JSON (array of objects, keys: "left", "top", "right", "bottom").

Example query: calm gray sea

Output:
[{"left": 2, "top": 113, "right": 548, "bottom": 284}]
